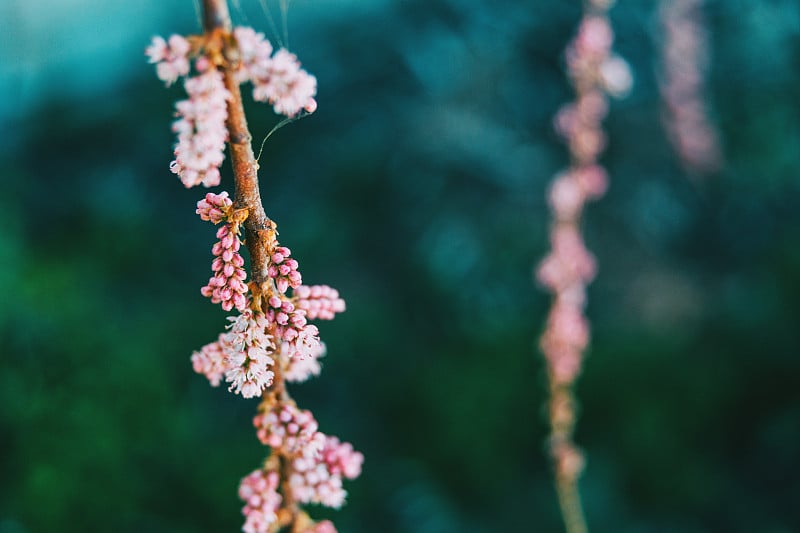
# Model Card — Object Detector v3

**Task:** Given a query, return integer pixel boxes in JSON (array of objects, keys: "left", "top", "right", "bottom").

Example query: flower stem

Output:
[{"left": 556, "top": 475, "right": 588, "bottom": 533}]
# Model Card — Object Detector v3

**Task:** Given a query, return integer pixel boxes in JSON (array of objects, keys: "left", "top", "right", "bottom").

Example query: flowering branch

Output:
[
  {"left": 147, "top": 2, "right": 361, "bottom": 531},
  {"left": 658, "top": 0, "right": 723, "bottom": 176},
  {"left": 536, "top": 2, "right": 632, "bottom": 532}
]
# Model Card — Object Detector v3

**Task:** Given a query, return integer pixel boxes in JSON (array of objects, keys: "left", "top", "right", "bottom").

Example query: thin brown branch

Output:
[{"left": 202, "top": 0, "right": 274, "bottom": 288}]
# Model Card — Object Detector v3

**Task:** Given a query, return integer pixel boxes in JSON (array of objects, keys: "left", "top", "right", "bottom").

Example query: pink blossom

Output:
[
  {"left": 201, "top": 224, "right": 249, "bottom": 312},
  {"left": 536, "top": 226, "right": 597, "bottom": 293},
  {"left": 239, "top": 469, "right": 282, "bottom": 533},
  {"left": 223, "top": 310, "right": 276, "bottom": 398},
  {"left": 256, "top": 49, "right": 318, "bottom": 117},
  {"left": 233, "top": 27, "right": 318, "bottom": 118},
  {"left": 196, "top": 191, "right": 232, "bottom": 223},
  {"left": 289, "top": 324, "right": 324, "bottom": 359},
  {"left": 253, "top": 403, "right": 324, "bottom": 457},
  {"left": 146, "top": 35, "right": 190, "bottom": 86},
  {"left": 548, "top": 172, "right": 586, "bottom": 222},
  {"left": 169, "top": 62, "right": 230, "bottom": 188},
  {"left": 573, "top": 164, "right": 608, "bottom": 200},
  {"left": 284, "top": 340, "right": 326, "bottom": 383},
  {"left": 294, "top": 285, "right": 346, "bottom": 320},
  {"left": 191, "top": 336, "right": 228, "bottom": 386},
  {"left": 233, "top": 27, "right": 273, "bottom": 81},
  {"left": 541, "top": 301, "right": 591, "bottom": 384},
  {"left": 268, "top": 246, "right": 302, "bottom": 294},
  {"left": 572, "top": 16, "right": 613, "bottom": 60},
  {"left": 289, "top": 435, "right": 362, "bottom": 509},
  {"left": 600, "top": 55, "right": 633, "bottom": 98},
  {"left": 547, "top": 165, "right": 609, "bottom": 221},
  {"left": 320, "top": 436, "right": 364, "bottom": 480}
]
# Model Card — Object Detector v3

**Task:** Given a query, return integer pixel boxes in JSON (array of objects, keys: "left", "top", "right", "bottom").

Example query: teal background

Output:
[{"left": 2, "top": 1, "right": 799, "bottom": 531}]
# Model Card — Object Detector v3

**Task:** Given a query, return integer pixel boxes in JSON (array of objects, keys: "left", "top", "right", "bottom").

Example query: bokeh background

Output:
[{"left": 2, "top": 0, "right": 800, "bottom": 531}]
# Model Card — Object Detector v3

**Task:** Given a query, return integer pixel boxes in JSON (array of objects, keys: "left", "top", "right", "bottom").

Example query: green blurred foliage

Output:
[{"left": 1, "top": 0, "right": 799, "bottom": 532}]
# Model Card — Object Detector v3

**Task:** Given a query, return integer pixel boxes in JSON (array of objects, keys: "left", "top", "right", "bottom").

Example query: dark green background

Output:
[{"left": 2, "top": 0, "right": 799, "bottom": 531}]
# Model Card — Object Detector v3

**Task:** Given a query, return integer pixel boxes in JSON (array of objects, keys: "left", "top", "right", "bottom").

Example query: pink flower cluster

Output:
[
  {"left": 289, "top": 436, "right": 363, "bottom": 509},
  {"left": 239, "top": 469, "right": 282, "bottom": 533},
  {"left": 200, "top": 224, "right": 249, "bottom": 312},
  {"left": 233, "top": 26, "right": 318, "bottom": 117},
  {"left": 224, "top": 311, "right": 276, "bottom": 398},
  {"left": 546, "top": 165, "right": 608, "bottom": 223},
  {"left": 196, "top": 191, "right": 232, "bottom": 223},
  {"left": 659, "top": 0, "right": 722, "bottom": 174},
  {"left": 566, "top": 16, "right": 632, "bottom": 99},
  {"left": 148, "top": 27, "right": 319, "bottom": 189},
  {"left": 537, "top": 226, "right": 597, "bottom": 298},
  {"left": 191, "top": 311, "right": 276, "bottom": 398},
  {"left": 191, "top": 335, "right": 228, "bottom": 387},
  {"left": 169, "top": 60, "right": 231, "bottom": 188},
  {"left": 295, "top": 285, "right": 346, "bottom": 320},
  {"left": 557, "top": 17, "right": 631, "bottom": 165},
  {"left": 253, "top": 403, "right": 324, "bottom": 456},
  {"left": 284, "top": 340, "right": 326, "bottom": 383},
  {"left": 191, "top": 237, "right": 345, "bottom": 391},
  {"left": 146, "top": 35, "right": 190, "bottom": 86}
]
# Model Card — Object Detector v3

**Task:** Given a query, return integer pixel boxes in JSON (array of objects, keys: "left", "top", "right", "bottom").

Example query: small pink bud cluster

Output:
[
  {"left": 558, "top": 17, "right": 631, "bottom": 165},
  {"left": 196, "top": 191, "right": 232, "bottom": 223},
  {"left": 253, "top": 403, "right": 324, "bottom": 457},
  {"left": 233, "top": 27, "right": 318, "bottom": 117},
  {"left": 540, "top": 299, "right": 590, "bottom": 385},
  {"left": 295, "top": 285, "right": 346, "bottom": 320},
  {"left": 289, "top": 436, "right": 363, "bottom": 509},
  {"left": 659, "top": 0, "right": 722, "bottom": 175},
  {"left": 266, "top": 295, "right": 323, "bottom": 359},
  {"left": 268, "top": 247, "right": 302, "bottom": 294},
  {"left": 546, "top": 165, "right": 608, "bottom": 223},
  {"left": 191, "top": 335, "right": 227, "bottom": 386},
  {"left": 319, "top": 436, "right": 364, "bottom": 480},
  {"left": 169, "top": 58, "right": 231, "bottom": 188},
  {"left": 566, "top": 16, "right": 632, "bottom": 99},
  {"left": 553, "top": 92, "right": 608, "bottom": 164},
  {"left": 223, "top": 311, "right": 276, "bottom": 398},
  {"left": 146, "top": 35, "right": 190, "bottom": 86},
  {"left": 239, "top": 469, "right": 282, "bottom": 533},
  {"left": 201, "top": 224, "right": 249, "bottom": 312},
  {"left": 537, "top": 226, "right": 597, "bottom": 297}
]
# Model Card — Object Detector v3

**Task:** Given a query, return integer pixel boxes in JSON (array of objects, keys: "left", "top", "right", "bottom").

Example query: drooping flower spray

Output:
[
  {"left": 658, "top": 0, "right": 722, "bottom": 176},
  {"left": 147, "top": 1, "right": 361, "bottom": 531},
  {"left": 536, "top": 2, "right": 631, "bottom": 532}
]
